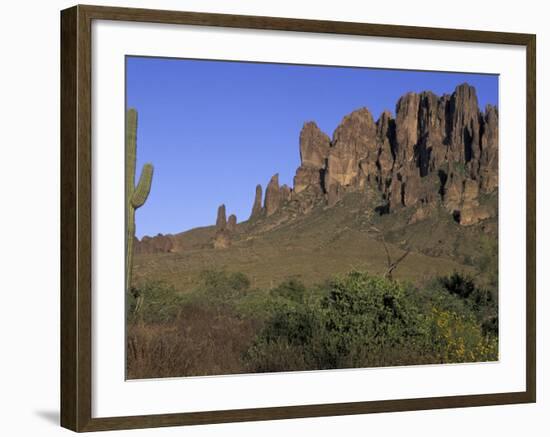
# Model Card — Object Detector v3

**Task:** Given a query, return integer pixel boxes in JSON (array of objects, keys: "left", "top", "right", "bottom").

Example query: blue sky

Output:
[{"left": 126, "top": 57, "right": 498, "bottom": 238}]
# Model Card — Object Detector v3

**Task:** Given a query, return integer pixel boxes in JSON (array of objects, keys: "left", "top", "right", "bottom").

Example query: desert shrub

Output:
[
  {"left": 453, "top": 161, "right": 467, "bottom": 177},
  {"left": 245, "top": 270, "right": 498, "bottom": 373},
  {"left": 316, "top": 271, "right": 428, "bottom": 368},
  {"left": 439, "top": 272, "right": 477, "bottom": 299},
  {"left": 127, "top": 280, "right": 183, "bottom": 323},
  {"left": 427, "top": 307, "right": 498, "bottom": 362},
  {"left": 438, "top": 272, "right": 498, "bottom": 337},
  {"left": 243, "top": 339, "right": 310, "bottom": 372},
  {"left": 127, "top": 302, "right": 258, "bottom": 378},
  {"left": 245, "top": 271, "right": 433, "bottom": 372},
  {"left": 244, "top": 300, "right": 322, "bottom": 372},
  {"left": 462, "top": 254, "right": 474, "bottom": 266},
  {"left": 199, "top": 269, "right": 250, "bottom": 292},
  {"left": 256, "top": 300, "right": 320, "bottom": 346},
  {"left": 469, "top": 286, "right": 496, "bottom": 311},
  {"left": 193, "top": 269, "right": 251, "bottom": 306},
  {"left": 269, "top": 278, "right": 307, "bottom": 303},
  {"left": 481, "top": 315, "right": 499, "bottom": 337},
  {"left": 128, "top": 271, "right": 498, "bottom": 378},
  {"left": 407, "top": 278, "right": 471, "bottom": 317},
  {"left": 478, "top": 236, "right": 498, "bottom": 288}
]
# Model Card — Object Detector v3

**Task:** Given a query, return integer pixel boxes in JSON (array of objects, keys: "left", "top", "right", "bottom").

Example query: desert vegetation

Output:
[
  {"left": 126, "top": 83, "right": 500, "bottom": 379},
  {"left": 126, "top": 268, "right": 498, "bottom": 379}
]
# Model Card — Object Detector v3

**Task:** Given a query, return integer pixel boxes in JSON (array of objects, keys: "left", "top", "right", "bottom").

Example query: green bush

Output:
[
  {"left": 316, "top": 271, "right": 428, "bottom": 368},
  {"left": 478, "top": 236, "right": 498, "bottom": 289},
  {"left": 129, "top": 270, "right": 498, "bottom": 376},
  {"left": 244, "top": 300, "right": 323, "bottom": 372},
  {"left": 427, "top": 307, "right": 498, "bottom": 362},
  {"left": 127, "top": 280, "right": 183, "bottom": 323},
  {"left": 439, "top": 272, "right": 476, "bottom": 299},
  {"left": 246, "top": 271, "right": 429, "bottom": 371},
  {"left": 438, "top": 272, "right": 498, "bottom": 336},
  {"left": 245, "top": 270, "right": 498, "bottom": 373},
  {"left": 269, "top": 278, "right": 307, "bottom": 303},
  {"left": 406, "top": 278, "right": 471, "bottom": 317},
  {"left": 452, "top": 161, "right": 467, "bottom": 176},
  {"left": 195, "top": 269, "right": 251, "bottom": 305},
  {"left": 199, "top": 269, "right": 250, "bottom": 292}
]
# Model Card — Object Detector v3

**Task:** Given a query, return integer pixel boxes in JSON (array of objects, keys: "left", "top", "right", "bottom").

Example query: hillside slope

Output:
[
  {"left": 133, "top": 190, "right": 496, "bottom": 291},
  {"left": 133, "top": 83, "right": 498, "bottom": 292}
]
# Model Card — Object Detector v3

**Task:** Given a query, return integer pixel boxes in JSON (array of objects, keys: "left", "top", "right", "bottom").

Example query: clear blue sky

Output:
[{"left": 126, "top": 56, "right": 498, "bottom": 238}]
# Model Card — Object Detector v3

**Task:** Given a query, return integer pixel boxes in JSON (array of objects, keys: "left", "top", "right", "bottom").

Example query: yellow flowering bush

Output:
[{"left": 428, "top": 307, "right": 498, "bottom": 363}]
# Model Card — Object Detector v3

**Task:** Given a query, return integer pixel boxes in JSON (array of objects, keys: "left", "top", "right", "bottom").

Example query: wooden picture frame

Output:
[{"left": 60, "top": 4, "right": 536, "bottom": 432}]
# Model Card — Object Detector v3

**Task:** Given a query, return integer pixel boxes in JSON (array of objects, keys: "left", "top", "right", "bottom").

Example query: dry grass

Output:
[
  {"left": 133, "top": 191, "right": 491, "bottom": 291},
  {"left": 126, "top": 303, "right": 258, "bottom": 379}
]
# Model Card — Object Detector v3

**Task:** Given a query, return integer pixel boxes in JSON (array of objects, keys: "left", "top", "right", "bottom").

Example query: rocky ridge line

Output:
[
  {"left": 136, "top": 83, "right": 498, "bottom": 253},
  {"left": 247, "top": 82, "right": 498, "bottom": 229}
]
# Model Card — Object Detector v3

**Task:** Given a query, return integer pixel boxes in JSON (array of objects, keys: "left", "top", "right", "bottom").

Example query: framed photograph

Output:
[{"left": 60, "top": 4, "right": 536, "bottom": 432}]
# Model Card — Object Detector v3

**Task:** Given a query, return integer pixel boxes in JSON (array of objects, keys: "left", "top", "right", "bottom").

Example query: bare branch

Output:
[
  {"left": 393, "top": 248, "right": 411, "bottom": 267},
  {"left": 381, "top": 238, "right": 392, "bottom": 270},
  {"left": 371, "top": 226, "right": 392, "bottom": 269},
  {"left": 370, "top": 226, "right": 411, "bottom": 281}
]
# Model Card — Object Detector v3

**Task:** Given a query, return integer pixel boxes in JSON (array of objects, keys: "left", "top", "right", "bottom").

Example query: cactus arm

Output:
[
  {"left": 126, "top": 109, "right": 138, "bottom": 200},
  {"left": 131, "top": 163, "right": 154, "bottom": 208},
  {"left": 125, "top": 108, "right": 154, "bottom": 292}
]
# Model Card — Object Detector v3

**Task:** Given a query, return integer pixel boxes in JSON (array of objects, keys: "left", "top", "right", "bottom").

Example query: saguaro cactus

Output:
[{"left": 126, "top": 108, "right": 154, "bottom": 292}]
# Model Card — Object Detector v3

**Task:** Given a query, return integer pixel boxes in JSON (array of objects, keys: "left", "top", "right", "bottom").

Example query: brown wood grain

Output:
[
  {"left": 60, "top": 4, "right": 537, "bottom": 432},
  {"left": 60, "top": 5, "right": 78, "bottom": 431}
]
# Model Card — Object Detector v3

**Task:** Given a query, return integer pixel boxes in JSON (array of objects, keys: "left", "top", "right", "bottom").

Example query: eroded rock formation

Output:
[
  {"left": 264, "top": 174, "right": 281, "bottom": 216},
  {"left": 260, "top": 82, "right": 498, "bottom": 226},
  {"left": 134, "top": 234, "right": 175, "bottom": 254},
  {"left": 234, "top": 83, "right": 497, "bottom": 232},
  {"left": 137, "top": 83, "right": 498, "bottom": 260},
  {"left": 227, "top": 214, "right": 237, "bottom": 232},
  {"left": 249, "top": 184, "right": 264, "bottom": 219},
  {"left": 216, "top": 204, "right": 227, "bottom": 230},
  {"left": 213, "top": 204, "right": 232, "bottom": 249}
]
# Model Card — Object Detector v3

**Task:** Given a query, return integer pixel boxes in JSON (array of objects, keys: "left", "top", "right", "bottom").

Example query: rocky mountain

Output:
[
  {"left": 134, "top": 233, "right": 175, "bottom": 254},
  {"left": 270, "top": 83, "right": 497, "bottom": 225},
  {"left": 135, "top": 83, "right": 497, "bottom": 254}
]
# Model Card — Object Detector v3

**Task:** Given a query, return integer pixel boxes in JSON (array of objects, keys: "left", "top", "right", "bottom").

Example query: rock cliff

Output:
[
  {"left": 246, "top": 82, "right": 498, "bottom": 227},
  {"left": 137, "top": 83, "right": 498, "bottom": 254},
  {"left": 134, "top": 234, "right": 175, "bottom": 254}
]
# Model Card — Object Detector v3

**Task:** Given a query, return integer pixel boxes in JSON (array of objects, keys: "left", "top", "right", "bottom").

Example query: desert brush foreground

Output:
[{"left": 127, "top": 83, "right": 499, "bottom": 378}]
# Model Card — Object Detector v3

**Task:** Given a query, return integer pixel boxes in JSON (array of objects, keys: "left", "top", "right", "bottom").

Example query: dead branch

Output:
[{"left": 370, "top": 226, "right": 411, "bottom": 280}]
